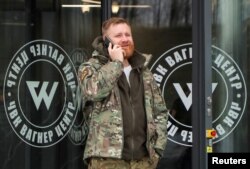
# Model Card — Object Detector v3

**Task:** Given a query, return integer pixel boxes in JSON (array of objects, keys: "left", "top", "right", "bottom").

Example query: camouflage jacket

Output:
[{"left": 78, "top": 39, "right": 168, "bottom": 160}]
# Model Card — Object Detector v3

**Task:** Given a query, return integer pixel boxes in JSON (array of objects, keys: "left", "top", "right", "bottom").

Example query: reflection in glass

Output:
[
  {"left": 212, "top": 0, "right": 250, "bottom": 153},
  {"left": 112, "top": 0, "right": 192, "bottom": 28},
  {"left": 0, "top": 1, "right": 101, "bottom": 169}
]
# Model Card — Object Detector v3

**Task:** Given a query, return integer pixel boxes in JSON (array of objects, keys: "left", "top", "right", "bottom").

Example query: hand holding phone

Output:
[
  {"left": 104, "top": 36, "right": 113, "bottom": 48},
  {"left": 104, "top": 36, "right": 124, "bottom": 63}
]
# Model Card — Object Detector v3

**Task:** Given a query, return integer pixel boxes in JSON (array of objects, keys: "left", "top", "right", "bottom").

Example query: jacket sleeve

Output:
[
  {"left": 152, "top": 77, "right": 168, "bottom": 157},
  {"left": 78, "top": 58, "right": 123, "bottom": 101}
]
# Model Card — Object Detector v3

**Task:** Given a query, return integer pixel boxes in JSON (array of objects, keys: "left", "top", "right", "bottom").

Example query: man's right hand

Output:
[{"left": 108, "top": 43, "right": 124, "bottom": 63}]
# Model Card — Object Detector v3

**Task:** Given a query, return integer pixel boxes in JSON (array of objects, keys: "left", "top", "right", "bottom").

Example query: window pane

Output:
[
  {"left": 0, "top": 0, "right": 100, "bottom": 169},
  {"left": 212, "top": 0, "right": 250, "bottom": 153}
]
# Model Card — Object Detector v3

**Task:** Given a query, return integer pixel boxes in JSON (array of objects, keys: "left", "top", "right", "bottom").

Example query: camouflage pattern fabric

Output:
[
  {"left": 78, "top": 51, "right": 168, "bottom": 160},
  {"left": 88, "top": 154, "right": 159, "bottom": 169}
]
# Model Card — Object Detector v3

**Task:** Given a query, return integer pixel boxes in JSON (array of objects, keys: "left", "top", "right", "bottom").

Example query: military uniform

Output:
[{"left": 78, "top": 37, "right": 168, "bottom": 168}]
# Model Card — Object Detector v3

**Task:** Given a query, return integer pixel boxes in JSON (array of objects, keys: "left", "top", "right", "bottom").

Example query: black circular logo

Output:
[
  {"left": 4, "top": 40, "right": 79, "bottom": 147},
  {"left": 150, "top": 43, "right": 247, "bottom": 146}
]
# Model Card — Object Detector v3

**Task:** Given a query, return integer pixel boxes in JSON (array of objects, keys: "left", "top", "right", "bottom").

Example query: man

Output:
[{"left": 78, "top": 17, "right": 168, "bottom": 169}]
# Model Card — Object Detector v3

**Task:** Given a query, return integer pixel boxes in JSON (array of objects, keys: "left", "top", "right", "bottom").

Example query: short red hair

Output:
[{"left": 102, "top": 17, "right": 130, "bottom": 35}]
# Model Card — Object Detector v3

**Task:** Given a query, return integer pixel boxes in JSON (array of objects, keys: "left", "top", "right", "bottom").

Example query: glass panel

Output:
[
  {"left": 212, "top": 0, "right": 250, "bottom": 152},
  {"left": 111, "top": 0, "right": 192, "bottom": 169},
  {"left": 0, "top": 0, "right": 100, "bottom": 169}
]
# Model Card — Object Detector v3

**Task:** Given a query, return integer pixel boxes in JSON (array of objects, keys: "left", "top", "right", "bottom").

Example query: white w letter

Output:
[{"left": 26, "top": 81, "right": 59, "bottom": 110}]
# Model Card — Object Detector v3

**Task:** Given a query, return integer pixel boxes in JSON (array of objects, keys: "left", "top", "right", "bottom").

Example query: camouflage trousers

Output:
[{"left": 88, "top": 155, "right": 159, "bottom": 169}]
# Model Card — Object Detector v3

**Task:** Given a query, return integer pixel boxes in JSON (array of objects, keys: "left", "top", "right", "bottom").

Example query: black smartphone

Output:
[{"left": 104, "top": 36, "right": 113, "bottom": 48}]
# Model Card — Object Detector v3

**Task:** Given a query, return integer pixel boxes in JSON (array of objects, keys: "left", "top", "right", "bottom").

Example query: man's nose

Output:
[{"left": 121, "top": 35, "right": 129, "bottom": 42}]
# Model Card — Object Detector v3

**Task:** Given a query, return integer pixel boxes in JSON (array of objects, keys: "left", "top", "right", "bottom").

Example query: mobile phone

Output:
[{"left": 104, "top": 36, "right": 113, "bottom": 48}]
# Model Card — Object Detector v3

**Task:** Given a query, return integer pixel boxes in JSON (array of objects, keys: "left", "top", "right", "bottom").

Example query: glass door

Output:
[
  {"left": 0, "top": 0, "right": 101, "bottom": 169},
  {"left": 211, "top": 0, "right": 249, "bottom": 152},
  {"left": 1, "top": 0, "right": 250, "bottom": 169},
  {"left": 110, "top": 0, "right": 250, "bottom": 169}
]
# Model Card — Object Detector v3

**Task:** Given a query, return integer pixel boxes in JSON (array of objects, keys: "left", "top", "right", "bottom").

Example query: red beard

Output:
[{"left": 122, "top": 43, "right": 134, "bottom": 59}]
